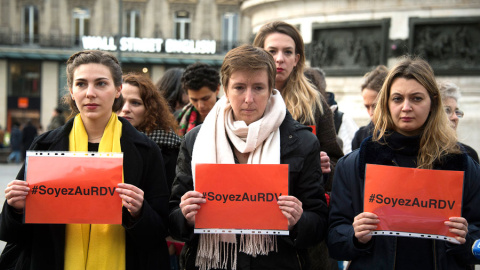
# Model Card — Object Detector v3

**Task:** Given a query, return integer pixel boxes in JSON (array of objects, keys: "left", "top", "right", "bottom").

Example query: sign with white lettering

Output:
[{"left": 82, "top": 36, "right": 216, "bottom": 54}]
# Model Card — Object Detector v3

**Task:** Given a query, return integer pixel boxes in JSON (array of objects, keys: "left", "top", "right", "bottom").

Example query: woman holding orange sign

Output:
[
  {"left": 327, "top": 57, "right": 480, "bottom": 269},
  {"left": 169, "top": 45, "right": 328, "bottom": 270},
  {"left": 1, "top": 50, "right": 170, "bottom": 269}
]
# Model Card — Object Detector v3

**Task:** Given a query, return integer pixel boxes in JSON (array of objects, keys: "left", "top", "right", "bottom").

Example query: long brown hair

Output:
[
  {"left": 253, "top": 21, "right": 323, "bottom": 124},
  {"left": 373, "top": 57, "right": 460, "bottom": 169},
  {"left": 122, "top": 73, "right": 178, "bottom": 134}
]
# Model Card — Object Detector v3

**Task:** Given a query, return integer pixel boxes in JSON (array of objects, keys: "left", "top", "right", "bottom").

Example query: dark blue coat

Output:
[{"left": 328, "top": 135, "right": 480, "bottom": 269}]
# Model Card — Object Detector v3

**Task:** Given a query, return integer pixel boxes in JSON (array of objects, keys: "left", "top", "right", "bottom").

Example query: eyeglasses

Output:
[{"left": 444, "top": 107, "right": 464, "bottom": 118}]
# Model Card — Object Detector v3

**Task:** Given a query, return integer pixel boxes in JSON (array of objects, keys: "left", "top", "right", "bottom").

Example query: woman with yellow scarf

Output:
[{"left": 1, "top": 50, "right": 170, "bottom": 270}]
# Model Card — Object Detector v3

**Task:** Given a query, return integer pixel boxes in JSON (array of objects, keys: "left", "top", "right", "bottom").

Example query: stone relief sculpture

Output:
[{"left": 413, "top": 23, "right": 480, "bottom": 69}]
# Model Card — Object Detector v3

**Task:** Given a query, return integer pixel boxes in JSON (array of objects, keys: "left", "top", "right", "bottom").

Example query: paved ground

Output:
[{"left": 0, "top": 162, "right": 23, "bottom": 253}]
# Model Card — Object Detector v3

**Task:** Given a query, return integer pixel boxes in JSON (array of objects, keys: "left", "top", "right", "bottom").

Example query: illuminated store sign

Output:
[{"left": 82, "top": 36, "right": 216, "bottom": 54}]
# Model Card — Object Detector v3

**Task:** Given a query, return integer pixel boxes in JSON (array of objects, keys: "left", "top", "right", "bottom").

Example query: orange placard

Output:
[
  {"left": 364, "top": 164, "right": 464, "bottom": 243},
  {"left": 25, "top": 152, "right": 123, "bottom": 224},
  {"left": 308, "top": 125, "right": 316, "bottom": 135},
  {"left": 195, "top": 164, "right": 288, "bottom": 234}
]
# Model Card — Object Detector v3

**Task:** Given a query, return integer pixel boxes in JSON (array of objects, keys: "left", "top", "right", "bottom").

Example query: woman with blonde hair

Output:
[
  {"left": 253, "top": 21, "right": 343, "bottom": 191},
  {"left": 328, "top": 57, "right": 480, "bottom": 269}
]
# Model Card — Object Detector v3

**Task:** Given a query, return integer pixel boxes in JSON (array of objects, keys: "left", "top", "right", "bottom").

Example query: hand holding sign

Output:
[
  {"left": 278, "top": 195, "right": 303, "bottom": 230},
  {"left": 116, "top": 183, "right": 145, "bottom": 218},
  {"left": 180, "top": 191, "right": 206, "bottom": 226},
  {"left": 5, "top": 180, "right": 30, "bottom": 213},
  {"left": 353, "top": 212, "right": 379, "bottom": 244},
  {"left": 445, "top": 217, "right": 469, "bottom": 244}
]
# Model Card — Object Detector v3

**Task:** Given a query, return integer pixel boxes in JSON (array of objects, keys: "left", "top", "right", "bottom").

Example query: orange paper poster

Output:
[
  {"left": 24, "top": 151, "right": 123, "bottom": 224},
  {"left": 194, "top": 164, "right": 289, "bottom": 235},
  {"left": 364, "top": 164, "right": 464, "bottom": 243}
]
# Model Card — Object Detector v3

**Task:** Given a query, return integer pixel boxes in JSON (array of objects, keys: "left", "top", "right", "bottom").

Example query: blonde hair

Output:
[
  {"left": 373, "top": 56, "right": 460, "bottom": 169},
  {"left": 253, "top": 21, "right": 323, "bottom": 124}
]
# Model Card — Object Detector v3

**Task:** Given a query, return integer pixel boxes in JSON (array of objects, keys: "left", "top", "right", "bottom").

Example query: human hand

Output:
[
  {"left": 5, "top": 180, "right": 29, "bottom": 213},
  {"left": 179, "top": 191, "right": 205, "bottom": 226},
  {"left": 445, "top": 217, "right": 468, "bottom": 244},
  {"left": 277, "top": 195, "right": 303, "bottom": 230},
  {"left": 116, "top": 183, "right": 144, "bottom": 218},
  {"left": 353, "top": 212, "right": 379, "bottom": 244},
  {"left": 320, "top": 151, "right": 331, "bottom": 174}
]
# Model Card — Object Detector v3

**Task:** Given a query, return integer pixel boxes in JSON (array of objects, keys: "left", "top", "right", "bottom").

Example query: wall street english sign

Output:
[{"left": 82, "top": 36, "right": 217, "bottom": 54}]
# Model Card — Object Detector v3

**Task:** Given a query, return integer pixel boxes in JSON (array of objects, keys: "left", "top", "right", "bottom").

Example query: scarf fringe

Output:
[{"left": 195, "top": 234, "right": 278, "bottom": 270}]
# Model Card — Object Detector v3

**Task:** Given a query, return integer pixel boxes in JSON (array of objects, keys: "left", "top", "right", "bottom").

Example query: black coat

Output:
[
  {"left": 328, "top": 135, "right": 480, "bottom": 269},
  {"left": 351, "top": 121, "right": 374, "bottom": 151},
  {"left": 0, "top": 117, "right": 170, "bottom": 270},
  {"left": 169, "top": 112, "right": 328, "bottom": 270}
]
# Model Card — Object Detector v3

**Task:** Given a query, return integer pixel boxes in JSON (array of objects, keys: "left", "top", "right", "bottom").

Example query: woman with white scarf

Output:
[{"left": 169, "top": 45, "right": 328, "bottom": 270}]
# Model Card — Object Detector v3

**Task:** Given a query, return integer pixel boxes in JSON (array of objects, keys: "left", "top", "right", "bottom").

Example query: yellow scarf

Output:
[{"left": 64, "top": 113, "right": 125, "bottom": 270}]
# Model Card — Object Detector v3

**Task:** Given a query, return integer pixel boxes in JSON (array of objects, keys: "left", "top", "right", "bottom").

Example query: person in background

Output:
[
  {"left": 328, "top": 57, "right": 480, "bottom": 269},
  {"left": 119, "top": 72, "right": 182, "bottom": 190},
  {"left": 304, "top": 66, "right": 353, "bottom": 270},
  {"left": 253, "top": 21, "right": 344, "bottom": 192},
  {"left": 47, "top": 107, "right": 66, "bottom": 131},
  {"left": 21, "top": 120, "right": 37, "bottom": 160},
  {"left": 176, "top": 63, "right": 220, "bottom": 136},
  {"left": 438, "top": 81, "right": 479, "bottom": 163},
  {"left": 351, "top": 65, "right": 388, "bottom": 151},
  {"left": 0, "top": 50, "right": 170, "bottom": 269},
  {"left": 169, "top": 44, "right": 327, "bottom": 270},
  {"left": 7, "top": 122, "right": 22, "bottom": 163},
  {"left": 156, "top": 68, "right": 188, "bottom": 118}
]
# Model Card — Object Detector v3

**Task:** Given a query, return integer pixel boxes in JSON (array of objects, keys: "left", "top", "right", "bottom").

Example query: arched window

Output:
[
  {"left": 222, "top": 12, "right": 238, "bottom": 51},
  {"left": 125, "top": 10, "right": 140, "bottom": 37},
  {"left": 73, "top": 7, "right": 90, "bottom": 45},
  {"left": 22, "top": 5, "right": 39, "bottom": 44},
  {"left": 174, "top": 11, "right": 190, "bottom": 39}
]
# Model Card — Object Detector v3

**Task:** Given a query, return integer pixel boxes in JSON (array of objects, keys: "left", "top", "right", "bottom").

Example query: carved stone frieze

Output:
[
  {"left": 310, "top": 20, "right": 389, "bottom": 76},
  {"left": 410, "top": 17, "right": 480, "bottom": 75}
]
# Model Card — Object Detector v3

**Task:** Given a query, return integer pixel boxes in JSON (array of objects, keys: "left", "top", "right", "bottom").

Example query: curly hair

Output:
[
  {"left": 372, "top": 56, "right": 460, "bottom": 169},
  {"left": 156, "top": 68, "right": 185, "bottom": 111},
  {"left": 122, "top": 73, "right": 178, "bottom": 134},
  {"left": 63, "top": 50, "right": 123, "bottom": 116},
  {"left": 181, "top": 63, "right": 220, "bottom": 92}
]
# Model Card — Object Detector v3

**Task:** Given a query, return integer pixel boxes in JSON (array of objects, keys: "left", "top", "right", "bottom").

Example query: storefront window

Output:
[{"left": 8, "top": 60, "right": 41, "bottom": 97}]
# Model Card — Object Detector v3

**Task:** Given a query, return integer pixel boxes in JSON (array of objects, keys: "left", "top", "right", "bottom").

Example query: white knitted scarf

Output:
[{"left": 191, "top": 89, "right": 286, "bottom": 270}]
